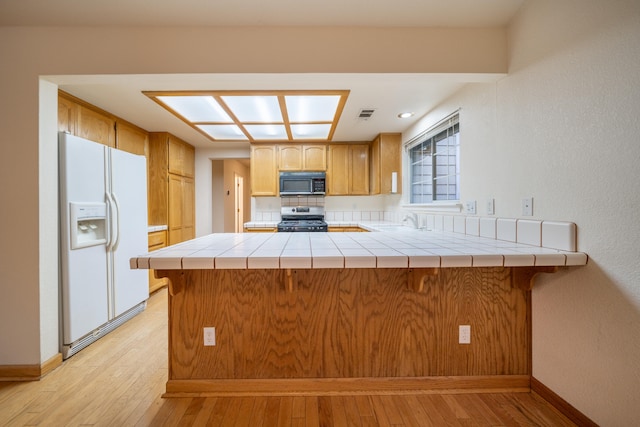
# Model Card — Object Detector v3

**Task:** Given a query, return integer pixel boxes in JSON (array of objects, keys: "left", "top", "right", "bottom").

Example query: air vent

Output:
[{"left": 357, "top": 108, "right": 376, "bottom": 119}]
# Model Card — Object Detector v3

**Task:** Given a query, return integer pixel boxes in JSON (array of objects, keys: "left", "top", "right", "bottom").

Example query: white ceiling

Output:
[{"left": 4, "top": 0, "right": 524, "bottom": 149}]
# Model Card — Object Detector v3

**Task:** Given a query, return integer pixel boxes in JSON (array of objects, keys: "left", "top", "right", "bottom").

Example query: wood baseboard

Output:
[
  {"left": 164, "top": 375, "right": 531, "bottom": 397},
  {"left": 40, "top": 353, "right": 63, "bottom": 378},
  {"left": 0, "top": 353, "right": 63, "bottom": 381},
  {"left": 531, "top": 376, "right": 598, "bottom": 427}
]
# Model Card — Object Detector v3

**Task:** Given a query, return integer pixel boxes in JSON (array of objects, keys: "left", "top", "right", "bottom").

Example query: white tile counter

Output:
[{"left": 131, "top": 227, "right": 587, "bottom": 270}]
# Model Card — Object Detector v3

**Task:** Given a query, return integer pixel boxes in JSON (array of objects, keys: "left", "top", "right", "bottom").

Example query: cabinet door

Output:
[
  {"left": 147, "top": 230, "right": 168, "bottom": 293},
  {"left": 278, "top": 145, "right": 302, "bottom": 170},
  {"left": 168, "top": 136, "right": 195, "bottom": 178},
  {"left": 168, "top": 174, "right": 184, "bottom": 245},
  {"left": 58, "top": 95, "right": 77, "bottom": 134},
  {"left": 181, "top": 176, "right": 195, "bottom": 241},
  {"left": 370, "top": 133, "right": 401, "bottom": 195},
  {"left": 327, "top": 145, "right": 349, "bottom": 195},
  {"left": 349, "top": 144, "right": 370, "bottom": 195},
  {"left": 302, "top": 145, "right": 327, "bottom": 171},
  {"left": 116, "top": 121, "right": 148, "bottom": 156},
  {"left": 147, "top": 133, "right": 169, "bottom": 226},
  {"left": 77, "top": 104, "right": 116, "bottom": 147},
  {"left": 250, "top": 145, "right": 278, "bottom": 196}
]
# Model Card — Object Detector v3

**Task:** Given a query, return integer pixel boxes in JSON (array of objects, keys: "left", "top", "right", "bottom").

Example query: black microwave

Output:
[{"left": 279, "top": 171, "right": 326, "bottom": 196}]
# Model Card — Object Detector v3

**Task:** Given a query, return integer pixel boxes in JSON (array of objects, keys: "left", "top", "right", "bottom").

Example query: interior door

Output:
[{"left": 235, "top": 174, "right": 244, "bottom": 233}]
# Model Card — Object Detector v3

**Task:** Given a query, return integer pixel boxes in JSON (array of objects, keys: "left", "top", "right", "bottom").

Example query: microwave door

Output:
[{"left": 280, "top": 179, "right": 312, "bottom": 195}]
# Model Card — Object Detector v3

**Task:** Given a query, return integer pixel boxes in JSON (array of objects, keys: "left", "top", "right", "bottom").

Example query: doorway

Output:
[{"left": 234, "top": 173, "right": 244, "bottom": 233}]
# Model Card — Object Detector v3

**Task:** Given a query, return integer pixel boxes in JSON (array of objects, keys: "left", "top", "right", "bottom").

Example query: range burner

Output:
[{"left": 277, "top": 206, "right": 328, "bottom": 232}]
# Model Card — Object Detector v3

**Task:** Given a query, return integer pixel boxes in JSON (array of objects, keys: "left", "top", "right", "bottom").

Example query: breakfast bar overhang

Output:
[{"left": 130, "top": 228, "right": 587, "bottom": 397}]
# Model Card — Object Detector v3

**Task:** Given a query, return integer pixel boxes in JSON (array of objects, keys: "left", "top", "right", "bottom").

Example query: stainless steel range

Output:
[{"left": 277, "top": 206, "right": 328, "bottom": 232}]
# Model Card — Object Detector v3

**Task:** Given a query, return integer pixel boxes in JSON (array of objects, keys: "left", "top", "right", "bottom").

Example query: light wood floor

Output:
[{"left": 0, "top": 288, "right": 576, "bottom": 426}]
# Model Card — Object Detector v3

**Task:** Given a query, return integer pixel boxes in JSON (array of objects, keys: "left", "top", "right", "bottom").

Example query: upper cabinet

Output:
[
  {"left": 327, "top": 144, "right": 370, "bottom": 196},
  {"left": 250, "top": 145, "right": 278, "bottom": 196},
  {"left": 249, "top": 135, "right": 398, "bottom": 197},
  {"left": 278, "top": 145, "right": 302, "bottom": 171},
  {"left": 302, "top": 145, "right": 327, "bottom": 171},
  {"left": 76, "top": 104, "right": 116, "bottom": 148},
  {"left": 58, "top": 91, "right": 147, "bottom": 156},
  {"left": 278, "top": 144, "right": 327, "bottom": 171},
  {"left": 168, "top": 135, "right": 195, "bottom": 178},
  {"left": 58, "top": 94, "right": 77, "bottom": 135},
  {"left": 115, "top": 120, "right": 148, "bottom": 157},
  {"left": 251, "top": 142, "right": 375, "bottom": 196},
  {"left": 370, "top": 133, "right": 402, "bottom": 195}
]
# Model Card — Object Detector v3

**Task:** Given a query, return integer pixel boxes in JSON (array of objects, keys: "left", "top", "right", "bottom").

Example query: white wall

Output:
[{"left": 402, "top": 1, "right": 640, "bottom": 424}]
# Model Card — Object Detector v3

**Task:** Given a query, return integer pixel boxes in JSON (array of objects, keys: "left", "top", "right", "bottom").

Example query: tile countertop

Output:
[{"left": 130, "top": 224, "right": 588, "bottom": 271}]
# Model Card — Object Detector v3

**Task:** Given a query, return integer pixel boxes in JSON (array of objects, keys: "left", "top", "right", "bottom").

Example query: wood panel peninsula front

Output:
[{"left": 131, "top": 227, "right": 587, "bottom": 397}]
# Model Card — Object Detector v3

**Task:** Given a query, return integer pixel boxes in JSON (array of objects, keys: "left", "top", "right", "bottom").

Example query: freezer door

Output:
[
  {"left": 108, "top": 148, "right": 149, "bottom": 317},
  {"left": 59, "top": 133, "right": 109, "bottom": 344}
]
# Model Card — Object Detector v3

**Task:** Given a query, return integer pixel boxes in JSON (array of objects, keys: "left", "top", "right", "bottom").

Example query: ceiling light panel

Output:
[
  {"left": 221, "top": 95, "right": 283, "bottom": 122},
  {"left": 291, "top": 124, "right": 332, "bottom": 139},
  {"left": 286, "top": 95, "right": 341, "bottom": 122},
  {"left": 157, "top": 95, "right": 232, "bottom": 122},
  {"left": 197, "top": 124, "right": 246, "bottom": 140},
  {"left": 243, "top": 124, "right": 288, "bottom": 140},
  {"left": 145, "top": 90, "right": 349, "bottom": 143}
]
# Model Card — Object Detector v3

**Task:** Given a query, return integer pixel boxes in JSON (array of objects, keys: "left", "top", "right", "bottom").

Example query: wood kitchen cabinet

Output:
[
  {"left": 250, "top": 145, "right": 278, "bottom": 196},
  {"left": 168, "top": 137, "right": 195, "bottom": 178},
  {"left": 58, "top": 91, "right": 148, "bottom": 156},
  {"left": 327, "top": 144, "right": 370, "bottom": 195},
  {"left": 278, "top": 144, "right": 327, "bottom": 171},
  {"left": 168, "top": 174, "right": 195, "bottom": 244},
  {"left": 148, "top": 132, "right": 195, "bottom": 245},
  {"left": 328, "top": 226, "right": 367, "bottom": 232},
  {"left": 58, "top": 94, "right": 77, "bottom": 135},
  {"left": 115, "top": 120, "right": 148, "bottom": 157},
  {"left": 58, "top": 91, "right": 115, "bottom": 147},
  {"left": 370, "top": 133, "right": 402, "bottom": 195},
  {"left": 76, "top": 104, "right": 116, "bottom": 148},
  {"left": 302, "top": 145, "right": 327, "bottom": 170},
  {"left": 147, "top": 230, "right": 169, "bottom": 293}
]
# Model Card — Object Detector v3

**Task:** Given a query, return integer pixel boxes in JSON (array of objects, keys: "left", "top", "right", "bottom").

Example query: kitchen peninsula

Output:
[{"left": 131, "top": 222, "right": 587, "bottom": 397}]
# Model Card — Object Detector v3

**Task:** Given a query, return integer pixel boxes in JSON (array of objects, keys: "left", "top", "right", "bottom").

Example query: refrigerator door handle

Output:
[
  {"left": 105, "top": 193, "right": 119, "bottom": 252},
  {"left": 111, "top": 192, "right": 121, "bottom": 252}
]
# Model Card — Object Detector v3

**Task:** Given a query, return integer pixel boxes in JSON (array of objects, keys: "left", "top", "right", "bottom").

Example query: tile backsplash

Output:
[{"left": 280, "top": 196, "right": 325, "bottom": 207}]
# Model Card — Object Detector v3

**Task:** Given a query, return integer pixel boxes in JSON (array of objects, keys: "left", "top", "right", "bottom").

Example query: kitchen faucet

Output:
[{"left": 402, "top": 213, "right": 419, "bottom": 228}]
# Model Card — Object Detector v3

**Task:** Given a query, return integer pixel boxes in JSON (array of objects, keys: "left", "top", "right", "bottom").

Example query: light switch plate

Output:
[{"left": 486, "top": 198, "right": 495, "bottom": 215}]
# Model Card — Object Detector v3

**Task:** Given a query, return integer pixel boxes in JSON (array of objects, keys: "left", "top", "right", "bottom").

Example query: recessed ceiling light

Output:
[{"left": 398, "top": 112, "right": 414, "bottom": 119}]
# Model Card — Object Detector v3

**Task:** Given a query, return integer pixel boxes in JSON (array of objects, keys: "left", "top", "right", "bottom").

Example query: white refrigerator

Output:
[{"left": 59, "top": 132, "right": 149, "bottom": 359}]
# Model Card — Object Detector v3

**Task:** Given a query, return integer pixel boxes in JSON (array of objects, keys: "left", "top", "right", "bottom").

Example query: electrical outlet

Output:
[
  {"left": 459, "top": 325, "right": 471, "bottom": 344},
  {"left": 465, "top": 200, "right": 476, "bottom": 215},
  {"left": 486, "top": 198, "right": 495, "bottom": 215},
  {"left": 522, "top": 197, "right": 533, "bottom": 216},
  {"left": 204, "top": 327, "right": 216, "bottom": 346}
]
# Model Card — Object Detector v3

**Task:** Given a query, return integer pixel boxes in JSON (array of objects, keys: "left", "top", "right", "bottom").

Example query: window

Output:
[{"left": 407, "top": 113, "right": 459, "bottom": 204}]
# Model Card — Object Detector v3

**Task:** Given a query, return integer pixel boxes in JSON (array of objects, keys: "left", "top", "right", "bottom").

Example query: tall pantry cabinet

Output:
[{"left": 148, "top": 133, "right": 196, "bottom": 245}]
